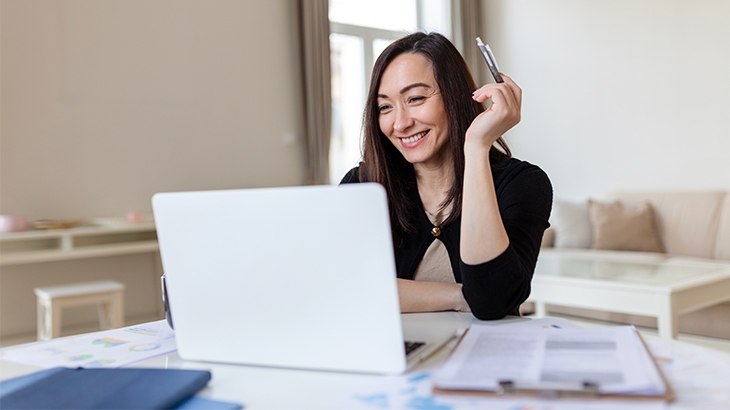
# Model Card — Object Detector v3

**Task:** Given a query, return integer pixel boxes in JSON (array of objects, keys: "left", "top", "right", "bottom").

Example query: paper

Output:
[
  {"left": 329, "top": 371, "right": 664, "bottom": 410},
  {"left": 330, "top": 317, "right": 730, "bottom": 409},
  {"left": 433, "top": 325, "right": 666, "bottom": 395},
  {"left": 1, "top": 320, "right": 176, "bottom": 369}
]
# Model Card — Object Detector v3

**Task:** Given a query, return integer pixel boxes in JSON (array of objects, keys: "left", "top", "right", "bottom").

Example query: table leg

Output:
[
  {"left": 658, "top": 298, "right": 678, "bottom": 339},
  {"left": 535, "top": 301, "right": 547, "bottom": 317}
]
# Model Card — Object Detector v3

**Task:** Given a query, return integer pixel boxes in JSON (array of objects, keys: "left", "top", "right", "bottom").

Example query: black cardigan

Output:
[{"left": 340, "top": 157, "right": 552, "bottom": 320}]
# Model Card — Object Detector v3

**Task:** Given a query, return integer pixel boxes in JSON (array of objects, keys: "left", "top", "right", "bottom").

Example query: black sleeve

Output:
[
  {"left": 460, "top": 162, "right": 553, "bottom": 320},
  {"left": 339, "top": 167, "right": 361, "bottom": 184}
]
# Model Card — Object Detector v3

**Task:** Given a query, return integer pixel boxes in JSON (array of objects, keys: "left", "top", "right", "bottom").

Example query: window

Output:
[{"left": 328, "top": 0, "right": 452, "bottom": 183}]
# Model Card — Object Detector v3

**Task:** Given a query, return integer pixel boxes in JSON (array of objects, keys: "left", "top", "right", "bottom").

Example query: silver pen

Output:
[{"left": 476, "top": 37, "right": 503, "bottom": 83}]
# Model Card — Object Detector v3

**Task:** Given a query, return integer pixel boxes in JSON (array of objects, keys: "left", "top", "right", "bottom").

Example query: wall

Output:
[
  {"left": 483, "top": 0, "right": 730, "bottom": 201},
  {"left": 0, "top": 0, "right": 306, "bottom": 338}
]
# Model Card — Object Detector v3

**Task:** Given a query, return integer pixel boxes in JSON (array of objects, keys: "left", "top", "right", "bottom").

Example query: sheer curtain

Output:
[
  {"left": 298, "top": 0, "right": 484, "bottom": 184},
  {"left": 298, "top": 0, "right": 331, "bottom": 185},
  {"left": 453, "top": 0, "right": 486, "bottom": 86}
]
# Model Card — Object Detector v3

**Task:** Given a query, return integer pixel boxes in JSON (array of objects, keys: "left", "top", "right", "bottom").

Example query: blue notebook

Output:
[{"left": 0, "top": 367, "right": 241, "bottom": 409}]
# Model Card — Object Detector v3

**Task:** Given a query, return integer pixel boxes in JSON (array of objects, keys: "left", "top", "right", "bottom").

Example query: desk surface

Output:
[{"left": 2, "top": 313, "right": 730, "bottom": 409}]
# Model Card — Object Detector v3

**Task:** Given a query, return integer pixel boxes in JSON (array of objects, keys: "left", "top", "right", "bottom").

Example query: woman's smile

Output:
[{"left": 400, "top": 130, "right": 429, "bottom": 146}]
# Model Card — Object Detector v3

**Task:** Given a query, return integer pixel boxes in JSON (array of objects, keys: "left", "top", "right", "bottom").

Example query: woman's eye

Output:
[
  {"left": 408, "top": 96, "right": 425, "bottom": 104},
  {"left": 378, "top": 105, "right": 392, "bottom": 113}
]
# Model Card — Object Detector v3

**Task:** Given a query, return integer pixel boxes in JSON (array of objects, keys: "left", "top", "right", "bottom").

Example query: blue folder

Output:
[{"left": 0, "top": 367, "right": 241, "bottom": 409}]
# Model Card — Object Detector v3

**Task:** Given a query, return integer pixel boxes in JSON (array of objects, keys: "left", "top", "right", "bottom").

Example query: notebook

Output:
[
  {"left": 152, "top": 183, "right": 456, "bottom": 374},
  {"left": 0, "top": 367, "right": 216, "bottom": 409}
]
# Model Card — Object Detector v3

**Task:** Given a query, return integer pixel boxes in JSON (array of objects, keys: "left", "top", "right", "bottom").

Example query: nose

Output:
[{"left": 393, "top": 106, "right": 414, "bottom": 133}]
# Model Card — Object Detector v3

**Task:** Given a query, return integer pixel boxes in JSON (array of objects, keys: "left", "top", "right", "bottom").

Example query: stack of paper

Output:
[{"left": 433, "top": 325, "right": 669, "bottom": 399}]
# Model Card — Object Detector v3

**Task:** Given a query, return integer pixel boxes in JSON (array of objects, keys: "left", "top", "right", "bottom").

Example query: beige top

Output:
[{"left": 412, "top": 239, "right": 455, "bottom": 283}]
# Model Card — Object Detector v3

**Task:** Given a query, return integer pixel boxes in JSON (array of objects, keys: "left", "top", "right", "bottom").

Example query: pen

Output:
[{"left": 476, "top": 37, "right": 503, "bottom": 83}]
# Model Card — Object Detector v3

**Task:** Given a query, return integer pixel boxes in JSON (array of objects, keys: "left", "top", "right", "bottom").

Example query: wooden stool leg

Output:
[
  {"left": 50, "top": 302, "right": 63, "bottom": 339},
  {"left": 110, "top": 291, "right": 124, "bottom": 329},
  {"left": 37, "top": 298, "right": 49, "bottom": 341},
  {"left": 98, "top": 302, "right": 111, "bottom": 330},
  {"left": 97, "top": 291, "right": 124, "bottom": 330}
]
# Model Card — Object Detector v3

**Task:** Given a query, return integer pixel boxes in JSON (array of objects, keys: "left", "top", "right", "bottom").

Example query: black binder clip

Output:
[{"left": 497, "top": 380, "right": 600, "bottom": 399}]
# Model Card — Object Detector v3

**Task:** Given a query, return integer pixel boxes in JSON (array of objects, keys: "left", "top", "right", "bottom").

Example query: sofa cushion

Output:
[
  {"left": 550, "top": 200, "right": 591, "bottom": 248},
  {"left": 610, "top": 191, "right": 725, "bottom": 259},
  {"left": 541, "top": 227, "right": 555, "bottom": 248},
  {"left": 714, "top": 194, "right": 730, "bottom": 261},
  {"left": 588, "top": 199, "right": 664, "bottom": 253}
]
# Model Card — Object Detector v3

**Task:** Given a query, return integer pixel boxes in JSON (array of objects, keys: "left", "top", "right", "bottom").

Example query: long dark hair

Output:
[{"left": 359, "top": 32, "right": 511, "bottom": 237}]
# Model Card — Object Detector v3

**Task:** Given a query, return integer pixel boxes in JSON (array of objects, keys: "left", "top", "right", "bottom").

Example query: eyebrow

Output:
[{"left": 377, "top": 82, "right": 432, "bottom": 99}]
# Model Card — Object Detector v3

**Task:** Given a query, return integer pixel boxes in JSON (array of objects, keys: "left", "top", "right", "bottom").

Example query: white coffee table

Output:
[{"left": 527, "top": 252, "right": 730, "bottom": 339}]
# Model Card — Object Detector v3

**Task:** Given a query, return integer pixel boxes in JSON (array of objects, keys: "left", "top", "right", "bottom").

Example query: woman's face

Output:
[{"left": 377, "top": 53, "right": 450, "bottom": 168}]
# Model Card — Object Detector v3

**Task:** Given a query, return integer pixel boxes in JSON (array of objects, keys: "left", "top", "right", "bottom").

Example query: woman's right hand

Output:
[{"left": 466, "top": 74, "right": 523, "bottom": 150}]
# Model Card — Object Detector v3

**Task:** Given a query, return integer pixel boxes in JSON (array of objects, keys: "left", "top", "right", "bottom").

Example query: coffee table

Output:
[{"left": 527, "top": 252, "right": 730, "bottom": 339}]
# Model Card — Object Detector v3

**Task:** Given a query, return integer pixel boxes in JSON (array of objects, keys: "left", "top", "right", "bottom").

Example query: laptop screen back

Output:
[{"left": 152, "top": 183, "right": 406, "bottom": 374}]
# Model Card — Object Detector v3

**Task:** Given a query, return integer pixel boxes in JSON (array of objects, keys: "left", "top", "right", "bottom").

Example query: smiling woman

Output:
[
  {"left": 327, "top": 0, "right": 452, "bottom": 184},
  {"left": 340, "top": 33, "right": 553, "bottom": 320},
  {"left": 377, "top": 54, "right": 451, "bottom": 167}
]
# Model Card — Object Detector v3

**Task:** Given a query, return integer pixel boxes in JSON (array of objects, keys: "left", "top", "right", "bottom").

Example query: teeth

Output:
[{"left": 402, "top": 131, "right": 427, "bottom": 144}]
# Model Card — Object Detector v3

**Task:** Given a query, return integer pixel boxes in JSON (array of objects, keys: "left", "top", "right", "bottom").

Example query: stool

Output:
[{"left": 34, "top": 280, "right": 125, "bottom": 341}]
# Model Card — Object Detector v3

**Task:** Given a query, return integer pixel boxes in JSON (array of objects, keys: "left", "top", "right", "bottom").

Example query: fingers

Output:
[
  {"left": 466, "top": 74, "right": 522, "bottom": 142},
  {"left": 471, "top": 74, "right": 522, "bottom": 109},
  {"left": 500, "top": 74, "right": 523, "bottom": 105}
]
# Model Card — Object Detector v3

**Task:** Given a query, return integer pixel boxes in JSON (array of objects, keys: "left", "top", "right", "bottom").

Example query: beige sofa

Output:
[{"left": 535, "top": 190, "right": 730, "bottom": 339}]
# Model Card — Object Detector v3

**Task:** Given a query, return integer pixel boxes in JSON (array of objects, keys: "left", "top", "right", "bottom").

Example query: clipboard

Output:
[{"left": 432, "top": 327, "right": 675, "bottom": 402}]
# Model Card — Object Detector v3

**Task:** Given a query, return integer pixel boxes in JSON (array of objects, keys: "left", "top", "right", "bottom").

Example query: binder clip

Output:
[{"left": 497, "top": 380, "right": 600, "bottom": 398}]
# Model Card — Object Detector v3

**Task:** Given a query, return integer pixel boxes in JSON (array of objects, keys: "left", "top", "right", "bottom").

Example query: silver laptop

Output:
[{"left": 152, "top": 183, "right": 455, "bottom": 374}]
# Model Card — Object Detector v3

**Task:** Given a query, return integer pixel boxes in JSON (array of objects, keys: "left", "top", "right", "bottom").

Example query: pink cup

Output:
[
  {"left": 0, "top": 215, "right": 27, "bottom": 232},
  {"left": 126, "top": 211, "right": 144, "bottom": 223}
]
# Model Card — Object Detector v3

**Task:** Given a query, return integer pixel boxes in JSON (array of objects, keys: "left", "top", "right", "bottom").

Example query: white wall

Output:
[
  {"left": 1, "top": 0, "right": 305, "bottom": 220},
  {"left": 0, "top": 0, "right": 305, "bottom": 337},
  {"left": 483, "top": 0, "right": 730, "bottom": 201}
]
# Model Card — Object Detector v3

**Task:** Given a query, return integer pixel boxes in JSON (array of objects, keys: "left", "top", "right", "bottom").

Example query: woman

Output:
[{"left": 341, "top": 32, "right": 552, "bottom": 320}]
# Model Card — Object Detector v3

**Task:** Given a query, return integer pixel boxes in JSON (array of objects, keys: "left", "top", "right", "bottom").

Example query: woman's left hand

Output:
[{"left": 466, "top": 74, "right": 522, "bottom": 148}]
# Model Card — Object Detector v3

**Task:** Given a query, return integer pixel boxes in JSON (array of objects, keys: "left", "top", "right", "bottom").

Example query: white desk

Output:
[
  {"left": 528, "top": 252, "right": 730, "bottom": 339},
  {"left": 2, "top": 313, "right": 730, "bottom": 409},
  {"left": 0, "top": 313, "right": 503, "bottom": 408}
]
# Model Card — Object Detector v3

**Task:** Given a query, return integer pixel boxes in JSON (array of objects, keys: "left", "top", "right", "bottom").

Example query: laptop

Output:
[{"left": 152, "top": 183, "right": 456, "bottom": 374}]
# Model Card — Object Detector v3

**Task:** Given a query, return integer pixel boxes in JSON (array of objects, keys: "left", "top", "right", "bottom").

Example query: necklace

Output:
[{"left": 425, "top": 208, "right": 444, "bottom": 237}]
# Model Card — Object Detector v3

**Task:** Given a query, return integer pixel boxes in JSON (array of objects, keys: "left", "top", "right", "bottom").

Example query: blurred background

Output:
[{"left": 2, "top": 0, "right": 729, "bottom": 340}]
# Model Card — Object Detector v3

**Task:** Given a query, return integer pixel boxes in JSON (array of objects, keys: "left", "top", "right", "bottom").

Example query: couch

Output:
[{"left": 533, "top": 190, "right": 730, "bottom": 339}]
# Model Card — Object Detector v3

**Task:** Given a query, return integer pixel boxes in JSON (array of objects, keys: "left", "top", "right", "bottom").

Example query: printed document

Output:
[
  {"left": 1, "top": 320, "right": 175, "bottom": 369},
  {"left": 433, "top": 325, "right": 666, "bottom": 395}
]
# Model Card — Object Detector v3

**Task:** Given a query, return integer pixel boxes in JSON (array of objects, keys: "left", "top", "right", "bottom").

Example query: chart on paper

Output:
[{"left": 1, "top": 320, "right": 176, "bottom": 369}]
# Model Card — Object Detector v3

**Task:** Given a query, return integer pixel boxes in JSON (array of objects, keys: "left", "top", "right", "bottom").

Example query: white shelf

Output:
[{"left": 0, "top": 220, "right": 159, "bottom": 266}]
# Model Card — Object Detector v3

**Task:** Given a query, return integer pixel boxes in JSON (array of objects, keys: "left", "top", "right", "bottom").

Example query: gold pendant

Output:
[{"left": 431, "top": 227, "right": 441, "bottom": 237}]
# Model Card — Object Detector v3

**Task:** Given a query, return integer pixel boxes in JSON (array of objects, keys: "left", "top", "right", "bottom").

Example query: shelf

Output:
[{"left": 0, "top": 220, "right": 159, "bottom": 266}]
